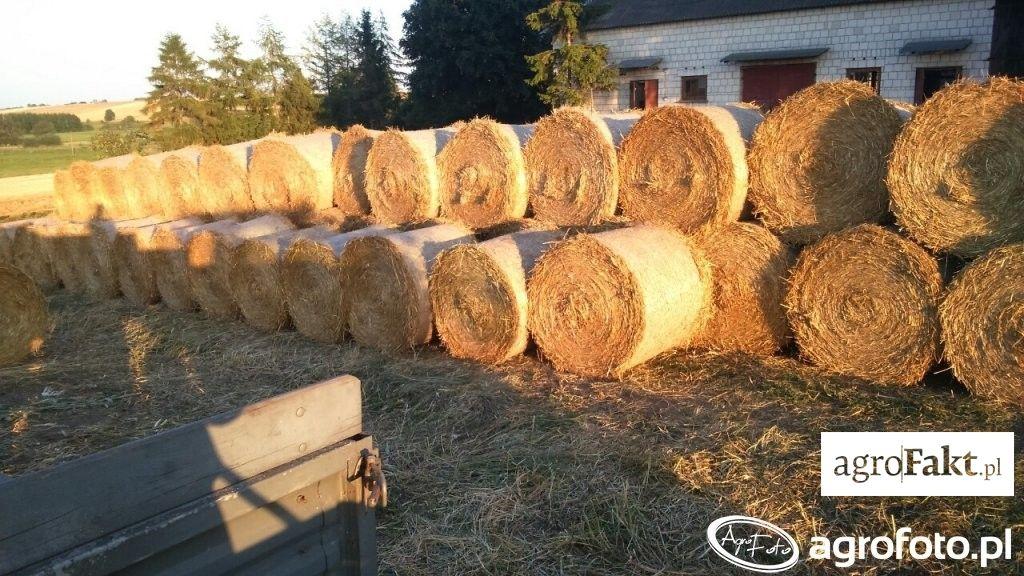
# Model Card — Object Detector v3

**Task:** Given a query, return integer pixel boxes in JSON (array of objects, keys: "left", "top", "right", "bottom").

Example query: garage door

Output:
[{"left": 741, "top": 63, "right": 817, "bottom": 109}]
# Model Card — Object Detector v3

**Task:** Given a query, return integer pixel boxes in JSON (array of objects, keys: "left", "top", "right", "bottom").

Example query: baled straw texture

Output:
[
  {"left": 940, "top": 244, "right": 1024, "bottom": 404},
  {"left": 430, "top": 229, "right": 563, "bottom": 364},
  {"left": 282, "top": 225, "right": 398, "bottom": 343},
  {"left": 749, "top": 81, "right": 905, "bottom": 244},
  {"left": 122, "top": 154, "right": 170, "bottom": 219},
  {"left": 249, "top": 131, "right": 340, "bottom": 216},
  {"left": 619, "top": 104, "right": 763, "bottom": 236},
  {"left": 0, "top": 219, "right": 44, "bottom": 266},
  {"left": 11, "top": 220, "right": 60, "bottom": 292},
  {"left": 51, "top": 170, "right": 75, "bottom": 221},
  {"left": 437, "top": 119, "right": 533, "bottom": 228},
  {"left": 332, "top": 125, "right": 381, "bottom": 215},
  {"left": 66, "top": 161, "right": 103, "bottom": 220},
  {"left": 340, "top": 223, "right": 475, "bottom": 351},
  {"left": 48, "top": 222, "right": 90, "bottom": 293},
  {"left": 159, "top": 147, "right": 203, "bottom": 218},
  {"left": 694, "top": 222, "right": 794, "bottom": 355},
  {"left": 888, "top": 78, "right": 1024, "bottom": 256},
  {"left": 114, "top": 218, "right": 202, "bottom": 306},
  {"left": 150, "top": 219, "right": 238, "bottom": 312},
  {"left": 80, "top": 216, "right": 166, "bottom": 300},
  {"left": 0, "top": 264, "right": 49, "bottom": 367},
  {"left": 364, "top": 128, "right": 458, "bottom": 223},
  {"left": 785, "top": 224, "right": 942, "bottom": 385},
  {"left": 186, "top": 214, "right": 295, "bottom": 319},
  {"left": 229, "top": 226, "right": 337, "bottom": 332},
  {"left": 524, "top": 108, "right": 639, "bottom": 226},
  {"left": 89, "top": 165, "right": 133, "bottom": 220},
  {"left": 197, "top": 141, "right": 257, "bottom": 217},
  {"left": 528, "top": 225, "right": 710, "bottom": 377}
]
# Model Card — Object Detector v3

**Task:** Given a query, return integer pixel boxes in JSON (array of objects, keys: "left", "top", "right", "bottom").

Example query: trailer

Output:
[{"left": 0, "top": 375, "right": 384, "bottom": 575}]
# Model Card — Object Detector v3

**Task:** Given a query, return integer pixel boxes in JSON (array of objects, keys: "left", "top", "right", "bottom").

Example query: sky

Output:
[{"left": 0, "top": 0, "right": 413, "bottom": 109}]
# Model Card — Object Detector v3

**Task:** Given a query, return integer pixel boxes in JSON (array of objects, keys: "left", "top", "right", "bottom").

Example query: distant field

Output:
[
  {"left": 0, "top": 146, "right": 103, "bottom": 179},
  {"left": 1, "top": 99, "right": 148, "bottom": 123}
]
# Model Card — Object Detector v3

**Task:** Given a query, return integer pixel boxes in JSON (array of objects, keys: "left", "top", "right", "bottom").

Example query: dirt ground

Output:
[{"left": 2, "top": 292, "right": 1022, "bottom": 575}]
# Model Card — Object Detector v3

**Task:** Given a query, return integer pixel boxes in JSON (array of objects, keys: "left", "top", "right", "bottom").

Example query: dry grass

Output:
[{"left": 0, "top": 293, "right": 1021, "bottom": 574}]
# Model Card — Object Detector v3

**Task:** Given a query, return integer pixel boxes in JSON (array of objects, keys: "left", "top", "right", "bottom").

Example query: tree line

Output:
[
  {"left": 0, "top": 113, "right": 87, "bottom": 147},
  {"left": 143, "top": 1, "right": 616, "bottom": 150}
]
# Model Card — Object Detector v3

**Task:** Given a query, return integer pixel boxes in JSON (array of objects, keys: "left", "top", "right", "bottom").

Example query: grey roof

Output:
[
  {"left": 900, "top": 38, "right": 972, "bottom": 55},
  {"left": 721, "top": 47, "right": 829, "bottom": 63},
  {"left": 618, "top": 57, "right": 663, "bottom": 70},
  {"left": 587, "top": 0, "right": 911, "bottom": 30}
]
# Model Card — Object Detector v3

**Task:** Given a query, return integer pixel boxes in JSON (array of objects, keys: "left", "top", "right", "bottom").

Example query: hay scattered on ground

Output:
[
  {"left": 619, "top": 104, "right": 762, "bottom": 236},
  {"left": 229, "top": 226, "right": 337, "bottom": 332},
  {"left": 524, "top": 108, "right": 638, "bottom": 226},
  {"left": 940, "top": 243, "right": 1024, "bottom": 404},
  {"left": 114, "top": 218, "right": 202, "bottom": 306},
  {"left": 749, "top": 81, "right": 905, "bottom": 244},
  {"left": 694, "top": 222, "right": 793, "bottom": 355},
  {"left": 150, "top": 219, "right": 238, "bottom": 312},
  {"left": 340, "top": 223, "right": 474, "bottom": 351},
  {"left": 364, "top": 128, "right": 458, "bottom": 224},
  {"left": 159, "top": 147, "right": 203, "bottom": 218},
  {"left": 0, "top": 264, "right": 48, "bottom": 367},
  {"left": 249, "top": 132, "right": 339, "bottom": 217},
  {"left": 437, "top": 119, "right": 533, "bottom": 229},
  {"left": 11, "top": 220, "right": 60, "bottom": 292},
  {"left": 186, "top": 215, "right": 295, "bottom": 319},
  {"left": 80, "top": 217, "right": 166, "bottom": 300},
  {"left": 197, "top": 142, "right": 257, "bottom": 217},
  {"left": 786, "top": 224, "right": 942, "bottom": 384},
  {"left": 888, "top": 77, "right": 1024, "bottom": 256},
  {"left": 282, "top": 225, "right": 397, "bottom": 343},
  {"left": 333, "top": 125, "right": 381, "bottom": 215},
  {"left": 431, "top": 228, "right": 563, "bottom": 364},
  {"left": 528, "top": 225, "right": 710, "bottom": 377}
]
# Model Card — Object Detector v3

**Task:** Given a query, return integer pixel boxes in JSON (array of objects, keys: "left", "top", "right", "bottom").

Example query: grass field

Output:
[
  {"left": 1, "top": 99, "right": 148, "bottom": 123},
  {"left": 0, "top": 145, "right": 103, "bottom": 178},
  {"left": 2, "top": 291, "right": 1021, "bottom": 575}
]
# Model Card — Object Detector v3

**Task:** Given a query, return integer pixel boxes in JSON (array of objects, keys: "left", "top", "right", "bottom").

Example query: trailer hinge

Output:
[{"left": 358, "top": 449, "right": 388, "bottom": 509}]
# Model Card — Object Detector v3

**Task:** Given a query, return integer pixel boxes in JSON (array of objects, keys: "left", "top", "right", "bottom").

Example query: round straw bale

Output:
[
  {"left": 11, "top": 220, "right": 60, "bottom": 292},
  {"left": 66, "top": 161, "right": 103, "bottom": 220},
  {"left": 694, "top": 222, "right": 794, "bottom": 355},
  {"left": 748, "top": 81, "right": 905, "bottom": 244},
  {"left": 52, "top": 170, "right": 74, "bottom": 221},
  {"left": 89, "top": 165, "right": 133, "bottom": 220},
  {"left": 940, "top": 243, "right": 1024, "bottom": 404},
  {"left": 197, "top": 142, "right": 257, "bottom": 217},
  {"left": 333, "top": 125, "right": 381, "bottom": 215},
  {"left": 282, "top": 225, "right": 398, "bottom": 343},
  {"left": 431, "top": 228, "right": 564, "bottom": 364},
  {"left": 785, "top": 224, "right": 942, "bottom": 384},
  {"left": 888, "top": 78, "right": 1024, "bottom": 256},
  {"left": 229, "top": 226, "right": 337, "bottom": 332},
  {"left": 150, "top": 219, "right": 238, "bottom": 312},
  {"left": 79, "top": 216, "right": 167, "bottom": 300},
  {"left": 159, "top": 147, "right": 203, "bottom": 219},
  {"left": 340, "top": 223, "right": 475, "bottom": 351},
  {"left": 48, "top": 222, "right": 90, "bottom": 293},
  {"left": 364, "top": 128, "right": 458, "bottom": 224},
  {"left": 619, "top": 104, "right": 763, "bottom": 236},
  {"left": 249, "top": 131, "right": 340, "bottom": 216},
  {"left": 524, "top": 108, "right": 639, "bottom": 226},
  {"left": 114, "top": 218, "right": 202, "bottom": 306},
  {"left": 122, "top": 154, "right": 170, "bottom": 219},
  {"left": 186, "top": 214, "right": 295, "bottom": 319},
  {"left": 437, "top": 119, "right": 533, "bottom": 228},
  {"left": 0, "top": 218, "right": 44, "bottom": 265},
  {"left": 527, "top": 225, "right": 710, "bottom": 377},
  {"left": 0, "top": 264, "right": 49, "bottom": 367}
]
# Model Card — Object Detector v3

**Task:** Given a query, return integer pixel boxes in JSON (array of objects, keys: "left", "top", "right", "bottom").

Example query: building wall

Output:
[{"left": 586, "top": 0, "right": 994, "bottom": 110}]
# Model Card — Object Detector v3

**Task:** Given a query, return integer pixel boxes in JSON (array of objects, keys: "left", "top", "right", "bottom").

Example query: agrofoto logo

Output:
[{"left": 706, "top": 515, "right": 800, "bottom": 573}]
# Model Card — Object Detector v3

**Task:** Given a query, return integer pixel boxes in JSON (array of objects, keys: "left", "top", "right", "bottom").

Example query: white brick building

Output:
[{"left": 585, "top": 0, "right": 1012, "bottom": 111}]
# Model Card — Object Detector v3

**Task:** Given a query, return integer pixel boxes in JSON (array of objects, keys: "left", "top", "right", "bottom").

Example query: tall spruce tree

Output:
[
  {"left": 350, "top": 10, "right": 399, "bottom": 129},
  {"left": 278, "top": 68, "right": 320, "bottom": 133},
  {"left": 257, "top": 18, "right": 319, "bottom": 132},
  {"left": 304, "top": 13, "right": 359, "bottom": 127},
  {"left": 525, "top": 0, "right": 617, "bottom": 107},
  {"left": 207, "top": 24, "right": 270, "bottom": 143},
  {"left": 143, "top": 33, "right": 211, "bottom": 149},
  {"left": 401, "top": 0, "right": 547, "bottom": 128}
]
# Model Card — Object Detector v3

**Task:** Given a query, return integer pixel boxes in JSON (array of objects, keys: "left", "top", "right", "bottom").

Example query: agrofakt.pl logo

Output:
[{"left": 706, "top": 515, "right": 1014, "bottom": 572}]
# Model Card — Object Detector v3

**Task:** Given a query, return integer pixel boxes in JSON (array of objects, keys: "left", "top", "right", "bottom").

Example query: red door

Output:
[
  {"left": 741, "top": 63, "right": 816, "bottom": 109},
  {"left": 644, "top": 79, "right": 659, "bottom": 109}
]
